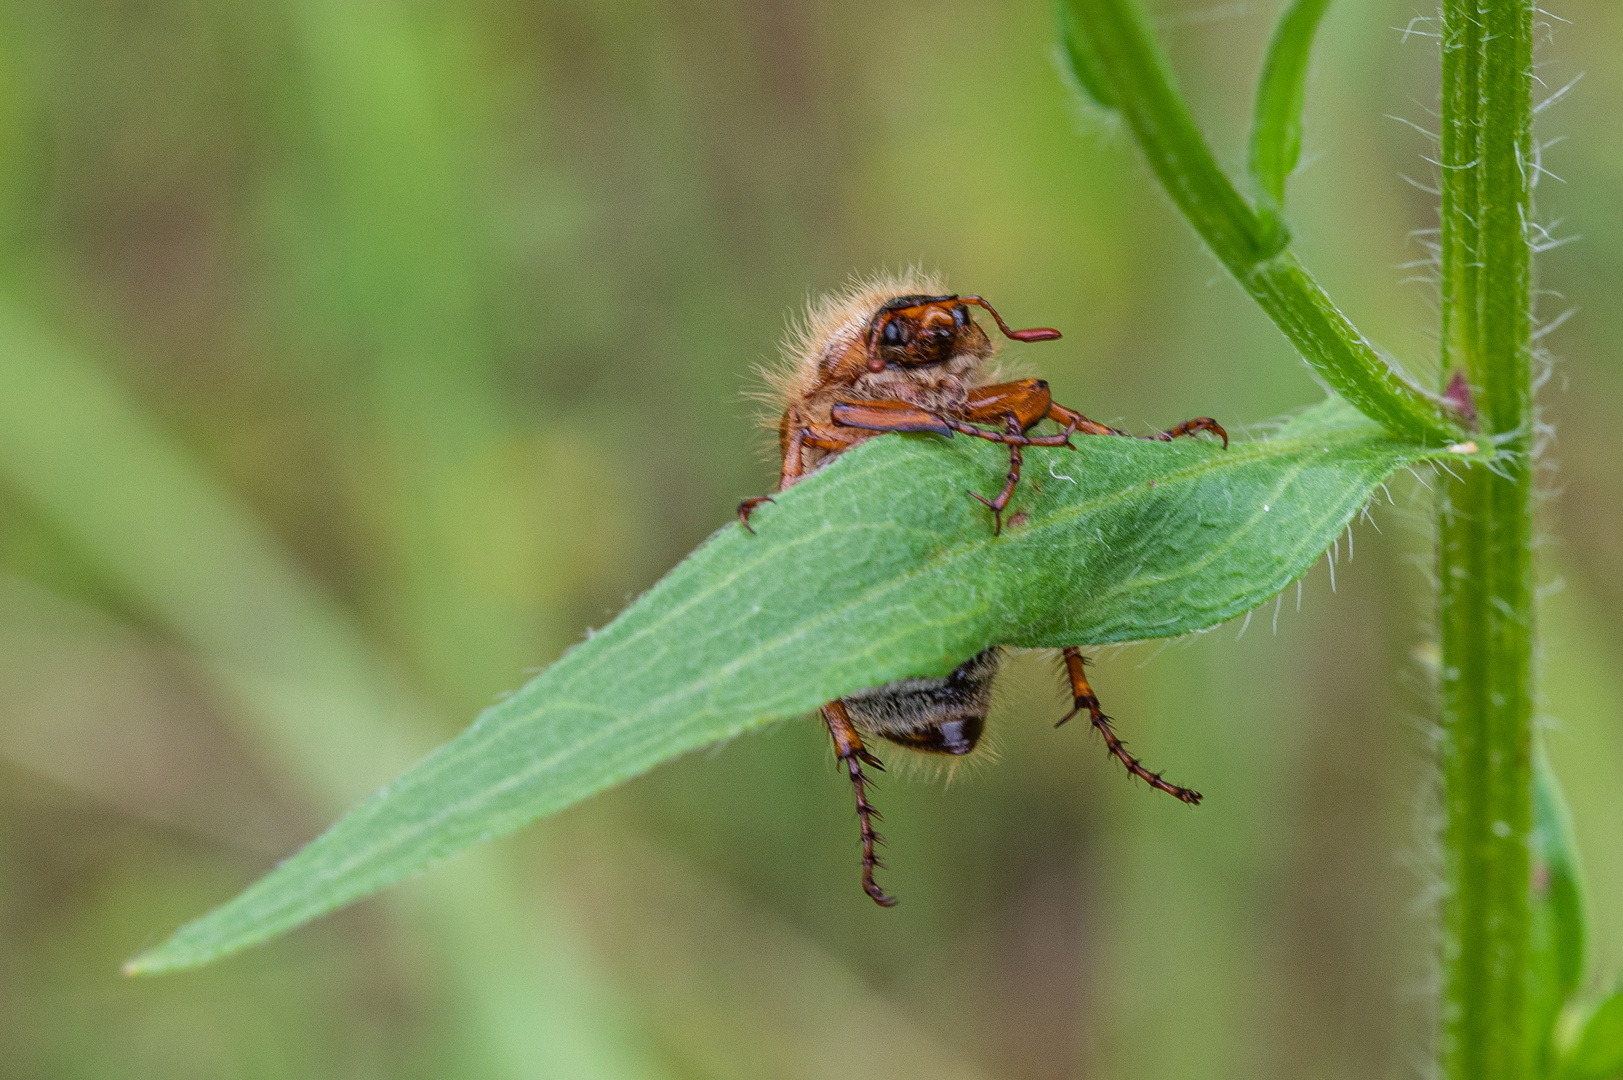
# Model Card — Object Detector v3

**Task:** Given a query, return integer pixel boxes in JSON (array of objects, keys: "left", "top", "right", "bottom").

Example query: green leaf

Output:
[
  {"left": 1534, "top": 744, "right": 1589, "bottom": 1075},
  {"left": 1248, "top": 0, "right": 1333, "bottom": 209},
  {"left": 1559, "top": 986, "right": 1623, "bottom": 1080},
  {"left": 127, "top": 397, "right": 1463, "bottom": 974}
]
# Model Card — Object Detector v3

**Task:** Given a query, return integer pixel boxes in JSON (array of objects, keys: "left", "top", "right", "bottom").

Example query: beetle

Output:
[{"left": 742, "top": 273, "right": 1226, "bottom": 905}]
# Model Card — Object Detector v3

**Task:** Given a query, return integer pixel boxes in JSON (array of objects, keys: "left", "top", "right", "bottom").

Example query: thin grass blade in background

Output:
[
  {"left": 0, "top": 301, "right": 670, "bottom": 1080},
  {"left": 1247, "top": 0, "right": 1333, "bottom": 210},
  {"left": 1534, "top": 744, "right": 1589, "bottom": 1075}
]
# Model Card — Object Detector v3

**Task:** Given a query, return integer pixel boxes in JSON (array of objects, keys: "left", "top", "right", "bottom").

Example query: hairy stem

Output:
[
  {"left": 1436, "top": 0, "right": 1536, "bottom": 1077},
  {"left": 1058, "top": 0, "right": 1463, "bottom": 445}
]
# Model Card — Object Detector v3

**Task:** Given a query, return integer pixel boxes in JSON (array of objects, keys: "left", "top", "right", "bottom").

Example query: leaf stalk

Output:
[{"left": 1058, "top": 0, "right": 1464, "bottom": 445}]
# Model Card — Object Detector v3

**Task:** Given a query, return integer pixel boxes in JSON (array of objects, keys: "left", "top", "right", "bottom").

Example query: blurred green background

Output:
[{"left": 0, "top": 1, "right": 1616, "bottom": 1077}]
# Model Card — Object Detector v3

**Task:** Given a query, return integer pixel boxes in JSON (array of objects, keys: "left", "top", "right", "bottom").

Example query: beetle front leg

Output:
[
  {"left": 1153, "top": 416, "right": 1229, "bottom": 446},
  {"left": 941, "top": 406, "right": 1078, "bottom": 533},
  {"left": 966, "top": 415, "right": 1027, "bottom": 535},
  {"left": 942, "top": 418, "right": 1076, "bottom": 448},
  {"left": 1047, "top": 402, "right": 1228, "bottom": 448},
  {"left": 965, "top": 379, "right": 1123, "bottom": 437}
]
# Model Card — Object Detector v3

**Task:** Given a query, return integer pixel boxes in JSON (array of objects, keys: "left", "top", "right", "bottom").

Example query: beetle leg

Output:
[
  {"left": 777, "top": 408, "right": 808, "bottom": 488},
  {"left": 1039, "top": 401, "right": 1136, "bottom": 439},
  {"left": 823, "top": 699, "right": 897, "bottom": 907},
  {"left": 1046, "top": 402, "right": 1228, "bottom": 448},
  {"left": 942, "top": 418, "right": 1075, "bottom": 448},
  {"left": 740, "top": 405, "right": 949, "bottom": 531},
  {"left": 966, "top": 415, "right": 1027, "bottom": 535},
  {"left": 1152, "top": 416, "right": 1229, "bottom": 447},
  {"left": 831, "top": 396, "right": 1069, "bottom": 532},
  {"left": 963, "top": 378, "right": 1062, "bottom": 431},
  {"left": 1057, "top": 647, "right": 1202, "bottom": 805},
  {"left": 739, "top": 409, "right": 813, "bottom": 531},
  {"left": 799, "top": 422, "right": 875, "bottom": 451},
  {"left": 736, "top": 495, "right": 774, "bottom": 533},
  {"left": 965, "top": 379, "right": 1122, "bottom": 437},
  {"left": 830, "top": 399, "right": 954, "bottom": 436},
  {"left": 967, "top": 379, "right": 1226, "bottom": 446},
  {"left": 834, "top": 397, "right": 1073, "bottom": 447}
]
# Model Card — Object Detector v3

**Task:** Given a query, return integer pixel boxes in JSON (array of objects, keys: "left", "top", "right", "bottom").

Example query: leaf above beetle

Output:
[{"left": 127, "top": 396, "right": 1468, "bottom": 975}]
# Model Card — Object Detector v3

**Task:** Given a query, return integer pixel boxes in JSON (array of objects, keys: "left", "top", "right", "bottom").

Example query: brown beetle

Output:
[{"left": 742, "top": 273, "right": 1225, "bottom": 906}]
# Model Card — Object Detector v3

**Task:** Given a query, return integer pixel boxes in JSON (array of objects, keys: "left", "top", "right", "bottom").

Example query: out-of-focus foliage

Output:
[
  {"left": 1247, "top": 0, "right": 1333, "bottom": 210},
  {"left": 0, "top": 1, "right": 1617, "bottom": 1078}
]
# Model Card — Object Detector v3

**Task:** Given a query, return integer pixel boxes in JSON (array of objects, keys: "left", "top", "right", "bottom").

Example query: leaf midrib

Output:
[{"left": 209, "top": 427, "right": 1397, "bottom": 928}]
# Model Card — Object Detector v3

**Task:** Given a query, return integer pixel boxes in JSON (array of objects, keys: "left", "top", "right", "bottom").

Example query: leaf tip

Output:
[{"left": 122, "top": 933, "right": 213, "bottom": 977}]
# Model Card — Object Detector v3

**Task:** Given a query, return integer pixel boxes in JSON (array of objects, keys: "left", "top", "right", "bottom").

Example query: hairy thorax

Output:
[
  {"left": 787, "top": 346, "right": 993, "bottom": 477},
  {"left": 802, "top": 331, "right": 993, "bottom": 419},
  {"left": 848, "top": 352, "right": 986, "bottom": 413}
]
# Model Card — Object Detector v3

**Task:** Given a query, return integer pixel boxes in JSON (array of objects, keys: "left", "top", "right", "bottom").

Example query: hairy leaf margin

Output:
[{"left": 128, "top": 398, "right": 1472, "bottom": 974}]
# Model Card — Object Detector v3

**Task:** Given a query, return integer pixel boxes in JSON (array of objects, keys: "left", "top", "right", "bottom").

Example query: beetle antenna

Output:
[{"left": 959, "top": 296, "right": 1062, "bottom": 343}]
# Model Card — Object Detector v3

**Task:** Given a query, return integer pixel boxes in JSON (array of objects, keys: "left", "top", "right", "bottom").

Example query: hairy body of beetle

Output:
[
  {"left": 744, "top": 272, "right": 1224, "bottom": 906},
  {"left": 842, "top": 647, "right": 1002, "bottom": 757}
]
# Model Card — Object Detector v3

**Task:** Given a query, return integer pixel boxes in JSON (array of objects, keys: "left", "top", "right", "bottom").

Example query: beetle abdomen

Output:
[{"left": 841, "top": 647, "right": 1001, "bottom": 756}]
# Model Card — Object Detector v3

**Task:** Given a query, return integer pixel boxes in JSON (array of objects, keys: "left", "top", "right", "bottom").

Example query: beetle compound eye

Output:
[{"left": 881, "top": 319, "right": 905, "bottom": 346}]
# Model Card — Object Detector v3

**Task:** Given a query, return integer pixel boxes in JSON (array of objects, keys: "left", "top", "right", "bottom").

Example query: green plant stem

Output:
[
  {"left": 1060, "top": 0, "right": 1462, "bottom": 445},
  {"left": 1436, "top": 0, "right": 1537, "bottom": 1077}
]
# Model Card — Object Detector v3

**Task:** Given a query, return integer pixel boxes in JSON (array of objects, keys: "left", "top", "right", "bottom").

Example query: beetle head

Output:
[{"left": 863, "top": 294, "right": 1060, "bottom": 374}]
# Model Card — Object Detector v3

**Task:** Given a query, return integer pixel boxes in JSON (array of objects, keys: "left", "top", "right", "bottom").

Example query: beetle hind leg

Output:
[
  {"left": 822, "top": 700, "right": 898, "bottom": 907},
  {"left": 1057, "top": 647, "right": 1202, "bottom": 805}
]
